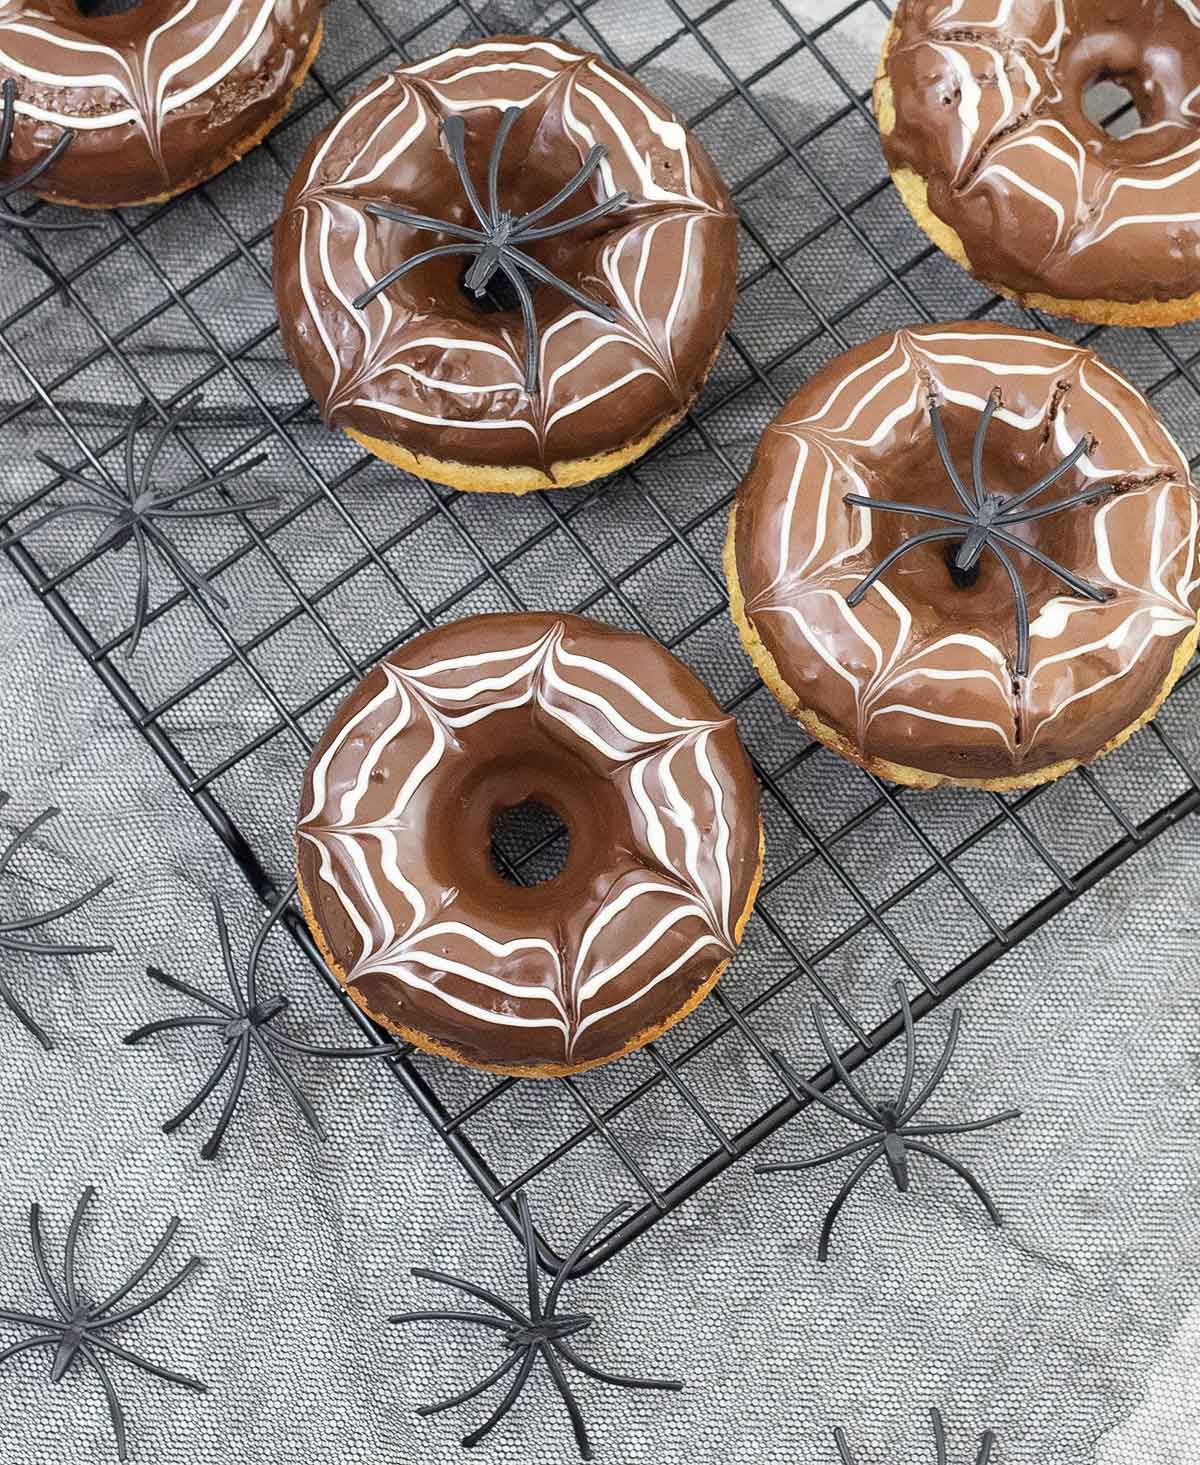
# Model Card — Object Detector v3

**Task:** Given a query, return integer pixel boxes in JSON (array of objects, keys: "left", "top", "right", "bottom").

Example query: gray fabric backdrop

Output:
[{"left": 0, "top": 2, "right": 1198, "bottom": 1463}]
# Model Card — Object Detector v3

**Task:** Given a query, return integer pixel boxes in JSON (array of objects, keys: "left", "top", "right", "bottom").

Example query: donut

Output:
[
  {"left": 296, "top": 613, "right": 763, "bottom": 1077},
  {"left": 875, "top": 1, "right": 1200, "bottom": 326},
  {"left": 0, "top": 0, "right": 324, "bottom": 208},
  {"left": 726, "top": 322, "right": 1200, "bottom": 790},
  {"left": 272, "top": 35, "right": 737, "bottom": 494}
]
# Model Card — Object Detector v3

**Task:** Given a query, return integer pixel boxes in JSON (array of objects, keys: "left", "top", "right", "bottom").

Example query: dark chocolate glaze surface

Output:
[
  {"left": 297, "top": 613, "right": 761, "bottom": 1070},
  {"left": 0, "top": 0, "right": 322, "bottom": 205},
  {"left": 880, "top": 0, "right": 1200, "bottom": 304},
  {"left": 733, "top": 322, "right": 1200, "bottom": 780},
  {"left": 272, "top": 35, "right": 737, "bottom": 473}
]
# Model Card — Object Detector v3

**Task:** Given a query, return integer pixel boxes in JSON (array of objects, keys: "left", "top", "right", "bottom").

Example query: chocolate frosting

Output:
[
  {"left": 272, "top": 36, "right": 737, "bottom": 473},
  {"left": 296, "top": 612, "right": 761, "bottom": 1071},
  {"left": 732, "top": 322, "right": 1200, "bottom": 781},
  {"left": 0, "top": 0, "right": 322, "bottom": 206},
  {"left": 879, "top": 0, "right": 1200, "bottom": 304}
]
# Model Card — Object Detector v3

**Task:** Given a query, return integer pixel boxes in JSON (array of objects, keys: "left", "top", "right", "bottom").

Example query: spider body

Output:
[
  {"left": 756, "top": 981, "right": 1020, "bottom": 1261},
  {"left": 353, "top": 105, "right": 628, "bottom": 391},
  {"left": 124, "top": 883, "right": 398, "bottom": 1159},
  {"left": 0, "top": 1187, "right": 205, "bottom": 1461},
  {"left": 394, "top": 1193, "right": 681, "bottom": 1459}
]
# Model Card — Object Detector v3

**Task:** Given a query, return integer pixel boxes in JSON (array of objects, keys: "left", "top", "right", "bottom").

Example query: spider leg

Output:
[
  {"left": 554, "top": 1338, "right": 682, "bottom": 1392},
  {"left": 932, "top": 1405, "right": 947, "bottom": 1465},
  {"left": 487, "top": 106, "right": 519, "bottom": 223},
  {"left": 87, "top": 1334, "right": 206, "bottom": 1392},
  {"left": 0, "top": 1334, "right": 58, "bottom": 1369},
  {"left": 516, "top": 190, "right": 631, "bottom": 242},
  {"left": 842, "top": 493, "right": 974, "bottom": 529},
  {"left": 0, "top": 975, "right": 52, "bottom": 1048},
  {"left": 504, "top": 247, "right": 618, "bottom": 321},
  {"left": 0, "top": 805, "right": 57, "bottom": 876},
  {"left": 997, "top": 434, "right": 1091, "bottom": 515},
  {"left": 124, "top": 525, "right": 152, "bottom": 659},
  {"left": 149, "top": 453, "right": 272, "bottom": 508},
  {"left": 512, "top": 1194, "right": 545, "bottom": 1324},
  {"left": 542, "top": 1341, "right": 593, "bottom": 1459},
  {"left": 818, "top": 1148, "right": 885, "bottom": 1263},
  {"left": 136, "top": 401, "right": 184, "bottom": 503},
  {"left": 200, "top": 1037, "right": 251, "bottom": 1160},
  {"left": 977, "top": 1428, "right": 997, "bottom": 1465},
  {"left": 0, "top": 929, "right": 110, "bottom": 957},
  {"left": 160, "top": 1039, "right": 239, "bottom": 1136},
  {"left": 245, "top": 882, "right": 294, "bottom": 1009},
  {"left": 0, "top": 874, "right": 113, "bottom": 936},
  {"left": 248, "top": 1029, "right": 327, "bottom": 1141},
  {"left": 31, "top": 454, "right": 125, "bottom": 505},
  {"left": 0, "top": 79, "right": 15, "bottom": 160},
  {"left": 1000, "top": 481, "right": 1114, "bottom": 526},
  {"left": 928, "top": 397, "right": 978, "bottom": 511},
  {"left": 124, "top": 399, "right": 150, "bottom": 501},
  {"left": 812, "top": 1004, "right": 885, "bottom": 1124},
  {"left": 209, "top": 896, "right": 248, "bottom": 1015},
  {"left": 906, "top": 1140, "right": 1003, "bottom": 1226},
  {"left": 389, "top": 1308, "right": 516, "bottom": 1333},
  {"left": 991, "top": 528, "right": 1110, "bottom": 602},
  {"left": 144, "top": 964, "right": 237, "bottom": 1017},
  {"left": 0, "top": 501, "right": 120, "bottom": 550},
  {"left": 352, "top": 242, "right": 480, "bottom": 311},
  {"left": 893, "top": 980, "right": 918, "bottom": 1116},
  {"left": 93, "top": 1216, "right": 180, "bottom": 1314},
  {"left": 0, "top": 1307, "right": 61, "bottom": 1328},
  {"left": 440, "top": 113, "right": 492, "bottom": 230},
  {"left": 514, "top": 143, "right": 607, "bottom": 231},
  {"left": 417, "top": 1348, "right": 522, "bottom": 1418},
  {"left": 460, "top": 1343, "right": 538, "bottom": 1449},
  {"left": 409, "top": 1267, "right": 531, "bottom": 1329},
  {"left": 3, "top": 125, "right": 78, "bottom": 195},
  {"left": 898, "top": 1009, "right": 962, "bottom": 1125},
  {"left": 844, "top": 529, "right": 964, "bottom": 608},
  {"left": 544, "top": 1202, "right": 630, "bottom": 1317},
  {"left": 78, "top": 1342, "right": 129, "bottom": 1462},
  {"left": 755, "top": 1133, "right": 881, "bottom": 1174},
  {"left": 99, "top": 1256, "right": 202, "bottom": 1329},
  {"left": 124, "top": 1013, "right": 227, "bottom": 1044},
  {"left": 146, "top": 499, "right": 279, "bottom": 523},
  {"left": 770, "top": 1048, "right": 881, "bottom": 1131},
  {"left": 900, "top": 1109, "right": 1020, "bottom": 1139},
  {"left": 265, "top": 1030, "right": 399, "bottom": 1059},
  {"left": 29, "top": 1202, "right": 69, "bottom": 1317},
  {"left": 832, "top": 1426, "right": 859, "bottom": 1465},
  {"left": 971, "top": 388, "right": 1000, "bottom": 501},
  {"left": 363, "top": 201, "right": 484, "bottom": 243},
  {"left": 499, "top": 256, "right": 541, "bottom": 393},
  {"left": 62, "top": 1185, "right": 94, "bottom": 1312}
]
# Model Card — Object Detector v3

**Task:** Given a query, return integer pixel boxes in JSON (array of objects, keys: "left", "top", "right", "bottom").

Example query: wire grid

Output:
[{"left": 2, "top": 0, "right": 1200, "bottom": 1274}]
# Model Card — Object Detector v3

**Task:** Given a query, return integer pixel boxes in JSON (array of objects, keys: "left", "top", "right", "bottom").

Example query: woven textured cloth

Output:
[{"left": 0, "top": 2, "right": 1198, "bottom": 1462}]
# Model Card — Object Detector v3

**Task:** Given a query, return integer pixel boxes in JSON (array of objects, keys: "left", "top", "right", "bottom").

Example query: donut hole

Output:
[
  {"left": 1083, "top": 77, "right": 1143, "bottom": 140},
  {"left": 490, "top": 798, "right": 570, "bottom": 886},
  {"left": 75, "top": 0, "right": 148, "bottom": 14},
  {"left": 459, "top": 265, "right": 522, "bottom": 315}
]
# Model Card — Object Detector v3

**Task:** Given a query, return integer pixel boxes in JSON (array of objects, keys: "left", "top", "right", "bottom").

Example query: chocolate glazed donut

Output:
[
  {"left": 876, "top": 0, "right": 1200, "bottom": 325},
  {"left": 0, "top": 0, "right": 324, "bottom": 208},
  {"left": 272, "top": 35, "right": 737, "bottom": 493},
  {"left": 296, "top": 614, "right": 763, "bottom": 1078},
  {"left": 727, "top": 322, "right": 1200, "bottom": 789}
]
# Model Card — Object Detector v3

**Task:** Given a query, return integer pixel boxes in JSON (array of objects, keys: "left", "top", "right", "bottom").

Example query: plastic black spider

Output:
[
  {"left": 0, "top": 395, "right": 275, "bottom": 658},
  {"left": 393, "top": 1192, "right": 682, "bottom": 1459},
  {"left": 0, "top": 790, "right": 112, "bottom": 1049},
  {"left": 353, "top": 104, "right": 628, "bottom": 391},
  {"left": 0, "top": 1186, "right": 205, "bottom": 1461},
  {"left": 835, "top": 1406, "right": 997, "bottom": 1465},
  {"left": 124, "top": 882, "right": 400, "bottom": 1159},
  {"left": 756, "top": 981, "right": 1020, "bottom": 1261},
  {"left": 844, "top": 388, "right": 1114, "bottom": 676},
  {"left": 0, "top": 77, "right": 99, "bottom": 292}
]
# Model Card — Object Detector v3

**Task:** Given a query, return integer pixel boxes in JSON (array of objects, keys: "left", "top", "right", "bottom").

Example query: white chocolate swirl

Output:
[
  {"left": 735, "top": 324, "right": 1200, "bottom": 778},
  {"left": 298, "top": 618, "right": 758, "bottom": 1066}
]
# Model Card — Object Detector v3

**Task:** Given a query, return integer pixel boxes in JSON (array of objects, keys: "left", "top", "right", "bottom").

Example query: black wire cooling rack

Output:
[{"left": 2, "top": 0, "right": 1199, "bottom": 1275}]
